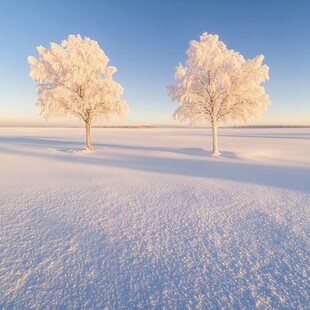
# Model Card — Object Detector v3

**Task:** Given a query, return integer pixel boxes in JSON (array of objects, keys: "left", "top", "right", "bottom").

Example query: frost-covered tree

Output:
[
  {"left": 168, "top": 33, "right": 270, "bottom": 156},
  {"left": 28, "top": 35, "right": 128, "bottom": 151}
]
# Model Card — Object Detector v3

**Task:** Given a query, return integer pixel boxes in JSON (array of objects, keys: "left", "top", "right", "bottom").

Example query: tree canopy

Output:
[{"left": 168, "top": 33, "right": 270, "bottom": 126}]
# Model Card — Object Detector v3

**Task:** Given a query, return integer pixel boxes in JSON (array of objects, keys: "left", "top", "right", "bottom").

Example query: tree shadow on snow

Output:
[
  {"left": 0, "top": 136, "right": 80, "bottom": 147},
  {"left": 0, "top": 139, "right": 309, "bottom": 192},
  {"left": 0, "top": 136, "right": 238, "bottom": 158}
]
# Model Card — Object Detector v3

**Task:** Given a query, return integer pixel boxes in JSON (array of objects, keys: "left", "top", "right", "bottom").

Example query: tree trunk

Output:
[
  {"left": 212, "top": 123, "right": 220, "bottom": 156},
  {"left": 85, "top": 110, "right": 93, "bottom": 151},
  {"left": 85, "top": 121, "right": 93, "bottom": 151}
]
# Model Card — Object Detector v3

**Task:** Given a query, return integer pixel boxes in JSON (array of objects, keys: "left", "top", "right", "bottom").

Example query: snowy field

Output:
[{"left": 0, "top": 127, "right": 309, "bottom": 309}]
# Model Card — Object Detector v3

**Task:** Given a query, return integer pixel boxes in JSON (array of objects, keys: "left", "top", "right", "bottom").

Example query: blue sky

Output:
[{"left": 0, "top": 0, "right": 309, "bottom": 125}]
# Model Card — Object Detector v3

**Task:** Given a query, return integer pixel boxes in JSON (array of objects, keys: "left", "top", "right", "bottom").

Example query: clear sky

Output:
[{"left": 0, "top": 0, "right": 309, "bottom": 126}]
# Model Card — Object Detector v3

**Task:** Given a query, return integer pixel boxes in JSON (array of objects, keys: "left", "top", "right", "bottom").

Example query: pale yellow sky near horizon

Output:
[{"left": 0, "top": 110, "right": 309, "bottom": 127}]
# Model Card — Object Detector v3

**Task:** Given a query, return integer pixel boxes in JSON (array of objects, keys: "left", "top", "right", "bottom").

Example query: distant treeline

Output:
[
  {"left": 1, "top": 124, "right": 309, "bottom": 129},
  {"left": 97, "top": 125, "right": 310, "bottom": 129},
  {"left": 221, "top": 125, "right": 310, "bottom": 128},
  {"left": 93, "top": 125, "right": 154, "bottom": 129}
]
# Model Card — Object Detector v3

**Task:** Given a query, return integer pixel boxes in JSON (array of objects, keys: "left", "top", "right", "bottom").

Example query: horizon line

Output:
[{"left": 1, "top": 124, "right": 310, "bottom": 129}]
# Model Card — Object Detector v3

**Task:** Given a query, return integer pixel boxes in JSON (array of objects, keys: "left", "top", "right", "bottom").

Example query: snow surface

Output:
[{"left": 0, "top": 127, "right": 309, "bottom": 309}]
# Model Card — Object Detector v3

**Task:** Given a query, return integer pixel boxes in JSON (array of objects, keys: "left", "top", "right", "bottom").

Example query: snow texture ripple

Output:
[{"left": 0, "top": 128, "right": 309, "bottom": 309}]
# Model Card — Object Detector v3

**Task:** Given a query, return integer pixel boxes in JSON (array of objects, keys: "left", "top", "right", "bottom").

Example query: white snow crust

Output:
[{"left": 1, "top": 127, "right": 309, "bottom": 309}]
